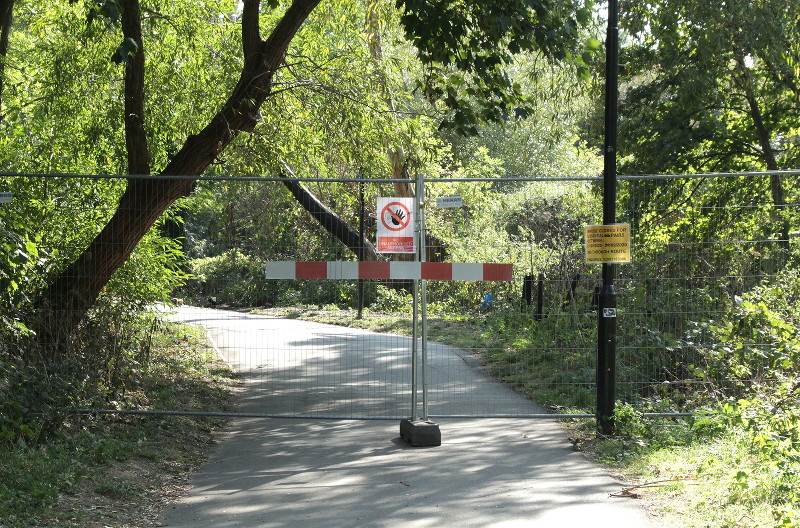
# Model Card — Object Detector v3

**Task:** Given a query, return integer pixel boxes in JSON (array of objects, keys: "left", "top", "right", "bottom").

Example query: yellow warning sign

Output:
[{"left": 585, "top": 224, "right": 631, "bottom": 264}]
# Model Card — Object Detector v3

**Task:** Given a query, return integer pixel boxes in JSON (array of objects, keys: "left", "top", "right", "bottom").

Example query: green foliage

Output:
[
  {"left": 673, "top": 392, "right": 800, "bottom": 527},
  {"left": 86, "top": 0, "right": 123, "bottom": 26},
  {"left": 1, "top": 308, "right": 156, "bottom": 445},
  {"left": 179, "top": 180, "right": 313, "bottom": 261},
  {"left": 689, "top": 271, "right": 800, "bottom": 391},
  {"left": 1, "top": 5, "right": 798, "bottom": 526},
  {"left": 0, "top": 361, "right": 84, "bottom": 445},
  {"left": 477, "top": 309, "right": 596, "bottom": 409},
  {"left": 214, "top": 2, "right": 434, "bottom": 183},
  {"left": 0, "top": 321, "right": 235, "bottom": 524},
  {"left": 183, "top": 248, "right": 272, "bottom": 307},
  {"left": 396, "top": 0, "right": 599, "bottom": 133},
  {"left": 110, "top": 36, "right": 139, "bottom": 65},
  {"left": 609, "top": 173, "right": 799, "bottom": 409},
  {"left": 0, "top": 182, "right": 192, "bottom": 450},
  {"left": 1, "top": 1, "right": 242, "bottom": 175},
  {"left": 182, "top": 248, "right": 371, "bottom": 308},
  {"left": 0, "top": 438, "right": 84, "bottom": 516},
  {"left": 370, "top": 284, "right": 413, "bottom": 314},
  {"left": 609, "top": 0, "right": 800, "bottom": 174},
  {"left": 426, "top": 175, "right": 598, "bottom": 314},
  {"left": 586, "top": 265, "right": 800, "bottom": 526},
  {"left": 0, "top": 180, "right": 193, "bottom": 443},
  {"left": 0, "top": 210, "right": 201, "bottom": 445},
  {"left": 0, "top": 214, "right": 42, "bottom": 355}
]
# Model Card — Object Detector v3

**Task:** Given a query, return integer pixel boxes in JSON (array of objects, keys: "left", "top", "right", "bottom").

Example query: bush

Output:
[
  {"left": 0, "top": 361, "right": 81, "bottom": 445},
  {"left": 0, "top": 307, "right": 164, "bottom": 446},
  {"left": 370, "top": 284, "right": 413, "bottom": 314},
  {"left": 181, "top": 248, "right": 276, "bottom": 306},
  {"left": 690, "top": 272, "right": 800, "bottom": 393}
]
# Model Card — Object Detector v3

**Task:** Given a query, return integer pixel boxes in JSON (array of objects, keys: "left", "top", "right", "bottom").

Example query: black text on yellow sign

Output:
[{"left": 585, "top": 224, "right": 631, "bottom": 264}]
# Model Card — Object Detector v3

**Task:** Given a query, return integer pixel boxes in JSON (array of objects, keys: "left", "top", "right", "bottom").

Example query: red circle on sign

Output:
[{"left": 381, "top": 202, "right": 411, "bottom": 232}]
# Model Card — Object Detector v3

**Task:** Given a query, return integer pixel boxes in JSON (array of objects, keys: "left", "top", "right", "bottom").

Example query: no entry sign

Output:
[{"left": 377, "top": 197, "right": 415, "bottom": 253}]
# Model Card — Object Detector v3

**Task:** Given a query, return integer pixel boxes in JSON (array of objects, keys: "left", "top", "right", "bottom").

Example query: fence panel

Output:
[
  {"left": 616, "top": 173, "right": 797, "bottom": 406},
  {"left": 1, "top": 172, "right": 796, "bottom": 419}
]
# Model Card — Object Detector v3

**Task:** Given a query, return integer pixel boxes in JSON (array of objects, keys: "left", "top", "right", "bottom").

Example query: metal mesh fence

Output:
[
  {"left": 616, "top": 173, "right": 798, "bottom": 406},
  {"left": 1, "top": 172, "right": 797, "bottom": 419}
]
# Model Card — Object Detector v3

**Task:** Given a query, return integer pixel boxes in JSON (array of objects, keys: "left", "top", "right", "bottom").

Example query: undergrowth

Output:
[
  {"left": 0, "top": 319, "right": 237, "bottom": 527},
  {"left": 571, "top": 388, "right": 800, "bottom": 528}
]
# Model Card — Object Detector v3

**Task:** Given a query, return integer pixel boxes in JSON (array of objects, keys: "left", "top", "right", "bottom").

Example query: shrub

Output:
[{"left": 181, "top": 249, "right": 276, "bottom": 306}]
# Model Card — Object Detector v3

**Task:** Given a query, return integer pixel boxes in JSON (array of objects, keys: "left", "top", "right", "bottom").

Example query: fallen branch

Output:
[{"left": 611, "top": 476, "right": 700, "bottom": 498}]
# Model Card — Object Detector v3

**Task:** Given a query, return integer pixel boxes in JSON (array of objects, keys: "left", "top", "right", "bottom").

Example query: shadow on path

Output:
[{"left": 159, "top": 307, "right": 656, "bottom": 527}]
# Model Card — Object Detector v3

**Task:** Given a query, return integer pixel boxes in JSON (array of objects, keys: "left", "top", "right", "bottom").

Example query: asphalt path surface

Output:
[{"left": 159, "top": 306, "right": 656, "bottom": 527}]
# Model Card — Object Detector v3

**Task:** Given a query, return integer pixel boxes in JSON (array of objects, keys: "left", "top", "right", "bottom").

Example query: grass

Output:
[
  {"left": 581, "top": 431, "right": 791, "bottom": 527},
  {"left": 558, "top": 398, "right": 800, "bottom": 528},
  {"left": 0, "top": 321, "right": 238, "bottom": 528}
]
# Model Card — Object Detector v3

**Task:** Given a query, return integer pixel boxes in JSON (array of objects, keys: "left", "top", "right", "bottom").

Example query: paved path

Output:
[
  {"left": 159, "top": 307, "right": 656, "bottom": 527},
  {"left": 167, "top": 306, "right": 547, "bottom": 418}
]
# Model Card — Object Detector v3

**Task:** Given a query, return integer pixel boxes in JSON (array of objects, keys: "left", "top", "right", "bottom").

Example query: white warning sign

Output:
[{"left": 377, "top": 197, "right": 415, "bottom": 253}]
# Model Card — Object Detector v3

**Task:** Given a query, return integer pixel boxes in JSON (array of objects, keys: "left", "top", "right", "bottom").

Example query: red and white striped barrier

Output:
[{"left": 265, "top": 261, "right": 513, "bottom": 281}]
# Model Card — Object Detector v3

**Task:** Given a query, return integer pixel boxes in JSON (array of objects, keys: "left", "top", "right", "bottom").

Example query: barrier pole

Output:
[
  {"left": 399, "top": 174, "right": 441, "bottom": 446},
  {"left": 357, "top": 173, "right": 365, "bottom": 319},
  {"left": 411, "top": 279, "right": 418, "bottom": 419}
]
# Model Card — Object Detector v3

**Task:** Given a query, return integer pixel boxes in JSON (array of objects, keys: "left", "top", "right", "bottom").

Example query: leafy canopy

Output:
[
  {"left": 396, "top": 0, "right": 598, "bottom": 134},
  {"left": 614, "top": 0, "right": 800, "bottom": 174}
]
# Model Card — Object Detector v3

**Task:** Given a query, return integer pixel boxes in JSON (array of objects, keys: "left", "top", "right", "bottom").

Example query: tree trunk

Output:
[
  {"left": 739, "top": 65, "right": 790, "bottom": 250},
  {"left": 36, "top": 0, "right": 322, "bottom": 350},
  {"left": 0, "top": 0, "right": 15, "bottom": 117},
  {"left": 281, "top": 177, "right": 379, "bottom": 261},
  {"left": 121, "top": 0, "right": 149, "bottom": 175}
]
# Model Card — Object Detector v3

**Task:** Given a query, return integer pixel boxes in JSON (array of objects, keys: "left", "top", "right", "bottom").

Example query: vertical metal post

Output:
[
  {"left": 411, "top": 278, "right": 418, "bottom": 419},
  {"left": 357, "top": 173, "right": 365, "bottom": 319},
  {"left": 416, "top": 172, "right": 430, "bottom": 421},
  {"left": 598, "top": 0, "right": 619, "bottom": 435},
  {"left": 410, "top": 173, "right": 422, "bottom": 420},
  {"left": 536, "top": 272, "right": 544, "bottom": 322},
  {"left": 400, "top": 174, "right": 440, "bottom": 446},
  {"left": 522, "top": 274, "right": 533, "bottom": 308}
]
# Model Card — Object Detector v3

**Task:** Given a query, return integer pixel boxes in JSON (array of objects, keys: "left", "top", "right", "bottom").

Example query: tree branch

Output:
[
  {"left": 241, "top": 0, "right": 261, "bottom": 59},
  {"left": 38, "top": 0, "right": 323, "bottom": 349},
  {"left": 161, "top": 0, "right": 322, "bottom": 177},
  {"left": 281, "top": 162, "right": 379, "bottom": 261}
]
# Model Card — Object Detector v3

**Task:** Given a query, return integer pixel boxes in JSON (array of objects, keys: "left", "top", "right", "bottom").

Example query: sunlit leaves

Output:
[
  {"left": 613, "top": 0, "right": 800, "bottom": 175},
  {"left": 395, "top": 0, "right": 599, "bottom": 133}
]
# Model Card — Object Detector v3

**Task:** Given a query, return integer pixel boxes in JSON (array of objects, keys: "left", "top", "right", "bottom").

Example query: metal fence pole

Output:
[
  {"left": 416, "top": 172, "right": 430, "bottom": 421},
  {"left": 357, "top": 173, "right": 365, "bottom": 319},
  {"left": 411, "top": 279, "right": 419, "bottom": 419},
  {"left": 400, "top": 174, "right": 440, "bottom": 446}
]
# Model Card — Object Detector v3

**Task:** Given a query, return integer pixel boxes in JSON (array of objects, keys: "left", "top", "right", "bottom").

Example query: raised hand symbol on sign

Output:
[{"left": 391, "top": 209, "right": 405, "bottom": 226}]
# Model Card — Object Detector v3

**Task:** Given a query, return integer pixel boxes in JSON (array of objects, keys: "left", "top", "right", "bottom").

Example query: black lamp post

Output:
[{"left": 597, "top": 0, "right": 619, "bottom": 436}]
